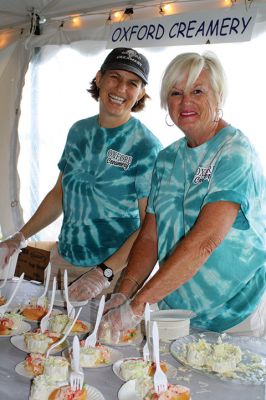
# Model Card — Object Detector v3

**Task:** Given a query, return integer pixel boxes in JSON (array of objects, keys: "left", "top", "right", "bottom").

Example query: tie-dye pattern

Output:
[
  {"left": 147, "top": 125, "right": 266, "bottom": 331},
  {"left": 57, "top": 115, "right": 162, "bottom": 267}
]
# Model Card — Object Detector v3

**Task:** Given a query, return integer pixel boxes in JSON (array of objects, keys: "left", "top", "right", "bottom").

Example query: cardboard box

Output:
[{"left": 15, "top": 246, "right": 50, "bottom": 282}]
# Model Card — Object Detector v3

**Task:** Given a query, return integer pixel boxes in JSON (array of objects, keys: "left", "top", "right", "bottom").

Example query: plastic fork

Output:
[
  {"left": 64, "top": 270, "right": 75, "bottom": 318},
  {"left": 0, "top": 272, "right": 24, "bottom": 315},
  {"left": 0, "top": 261, "right": 10, "bottom": 297},
  {"left": 142, "top": 302, "right": 151, "bottom": 361},
  {"left": 70, "top": 335, "right": 84, "bottom": 391},
  {"left": 40, "top": 277, "right": 56, "bottom": 333},
  {"left": 46, "top": 307, "right": 82, "bottom": 358},
  {"left": 37, "top": 262, "right": 51, "bottom": 307},
  {"left": 152, "top": 321, "right": 168, "bottom": 394},
  {"left": 84, "top": 295, "right": 105, "bottom": 347}
]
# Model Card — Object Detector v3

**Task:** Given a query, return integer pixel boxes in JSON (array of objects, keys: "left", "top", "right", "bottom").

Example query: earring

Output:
[
  {"left": 165, "top": 113, "right": 174, "bottom": 127},
  {"left": 214, "top": 108, "right": 223, "bottom": 122}
]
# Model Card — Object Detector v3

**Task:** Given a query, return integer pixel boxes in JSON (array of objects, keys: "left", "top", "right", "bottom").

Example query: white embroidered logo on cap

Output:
[
  {"left": 106, "top": 149, "right": 133, "bottom": 170},
  {"left": 117, "top": 49, "right": 143, "bottom": 67}
]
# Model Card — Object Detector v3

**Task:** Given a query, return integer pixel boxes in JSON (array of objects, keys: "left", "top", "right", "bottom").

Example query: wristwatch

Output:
[{"left": 97, "top": 263, "right": 114, "bottom": 282}]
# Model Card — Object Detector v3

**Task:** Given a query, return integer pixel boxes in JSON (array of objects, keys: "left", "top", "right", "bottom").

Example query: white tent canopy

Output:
[{"left": 0, "top": 0, "right": 265, "bottom": 238}]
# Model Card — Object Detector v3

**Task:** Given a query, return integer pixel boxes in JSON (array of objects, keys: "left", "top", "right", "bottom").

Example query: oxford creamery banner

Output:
[{"left": 107, "top": 6, "right": 257, "bottom": 48}]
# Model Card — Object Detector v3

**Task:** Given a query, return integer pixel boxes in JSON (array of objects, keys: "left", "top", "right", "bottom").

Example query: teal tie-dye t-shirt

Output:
[
  {"left": 147, "top": 125, "right": 266, "bottom": 331},
  {"left": 58, "top": 115, "right": 162, "bottom": 267}
]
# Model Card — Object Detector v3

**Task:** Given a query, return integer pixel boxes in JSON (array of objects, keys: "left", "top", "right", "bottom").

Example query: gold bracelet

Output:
[{"left": 123, "top": 276, "right": 140, "bottom": 288}]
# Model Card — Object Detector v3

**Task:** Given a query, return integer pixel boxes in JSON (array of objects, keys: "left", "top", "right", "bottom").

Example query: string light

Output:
[
  {"left": 0, "top": 0, "right": 256, "bottom": 37},
  {"left": 159, "top": 3, "right": 174, "bottom": 16},
  {"left": 72, "top": 17, "right": 81, "bottom": 26},
  {"left": 113, "top": 11, "right": 123, "bottom": 22}
]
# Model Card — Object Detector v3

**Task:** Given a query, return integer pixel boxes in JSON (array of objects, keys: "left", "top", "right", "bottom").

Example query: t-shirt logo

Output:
[
  {"left": 193, "top": 164, "right": 214, "bottom": 184},
  {"left": 106, "top": 149, "right": 133, "bottom": 170}
]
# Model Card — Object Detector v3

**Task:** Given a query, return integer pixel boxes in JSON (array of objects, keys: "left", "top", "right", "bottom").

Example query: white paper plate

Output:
[
  {"left": 85, "top": 385, "right": 105, "bottom": 400},
  {"left": 62, "top": 346, "right": 123, "bottom": 368},
  {"left": 113, "top": 357, "right": 177, "bottom": 381},
  {"left": 10, "top": 334, "right": 69, "bottom": 354},
  {"left": 0, "top": 321, "right": 31, "bottom": 337},
  {"left": 118, "top": 380, "right": 138, "bottom": 400},
  {"left": 170, "top": 331, "right": 266, "bottom": 385},
  {"left": 15, "top": 361, "right": 36, "bottom": 378},
  {"left": 48, "top": 290, "right": 88, "bottom": 307}
]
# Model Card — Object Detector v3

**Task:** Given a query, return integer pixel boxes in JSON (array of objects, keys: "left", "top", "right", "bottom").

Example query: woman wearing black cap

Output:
[{"left": 0, "top": 48, "right": 162, "bottom": 300}]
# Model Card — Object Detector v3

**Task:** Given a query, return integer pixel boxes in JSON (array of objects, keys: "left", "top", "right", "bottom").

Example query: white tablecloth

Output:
[{"left": 0, "top": 280, "right": 265, "bottom": 400}]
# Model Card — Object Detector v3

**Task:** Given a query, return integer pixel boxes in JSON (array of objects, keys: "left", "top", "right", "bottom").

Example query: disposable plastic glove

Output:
[
  {"left": 99, "top": 300, "right": 143, "bottom": 344},
  {"left": 0, "top": 231, "right": 27, "bottom": 267},
  {"left": 103, "top": 293, "right": 128, "bottom": 314},
  {"left": 68, "top": 267, "right": 110, "bottom": 301}
]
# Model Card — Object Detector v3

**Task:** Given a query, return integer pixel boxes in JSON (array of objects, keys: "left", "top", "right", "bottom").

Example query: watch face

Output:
[{"left": 104, "top": 268, "right": 113, "bottom": 278}]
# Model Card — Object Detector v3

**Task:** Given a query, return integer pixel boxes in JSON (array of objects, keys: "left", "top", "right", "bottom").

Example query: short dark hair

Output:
[{"left": 87, "top": 69, "right": 150, "bottom": 112}]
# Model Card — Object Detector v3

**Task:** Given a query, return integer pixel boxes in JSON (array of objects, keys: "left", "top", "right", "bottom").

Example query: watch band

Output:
[{"left": 97, "top": 262, "right": 114, "bottom": 282}]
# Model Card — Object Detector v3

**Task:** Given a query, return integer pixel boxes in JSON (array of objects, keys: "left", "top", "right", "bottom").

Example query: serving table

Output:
[{"left": 0, "top": 280, "right": 265, "bottom": 400}]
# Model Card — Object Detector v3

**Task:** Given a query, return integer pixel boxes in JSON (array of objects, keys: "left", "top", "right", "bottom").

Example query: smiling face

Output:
[
  {"left": 96, "top": 69, "right": 145, "bottom": 128},
  {"left": 167, "top": 69, "right": 220, "bottom": 147}
]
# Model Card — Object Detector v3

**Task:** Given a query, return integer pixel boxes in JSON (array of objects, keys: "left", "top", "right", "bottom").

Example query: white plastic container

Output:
[
  {"left": 0, "top": 249, "right": 20, "bottom": 279},
  {"left": 150, "top": 309, "right": 196, "bottom": 342}
]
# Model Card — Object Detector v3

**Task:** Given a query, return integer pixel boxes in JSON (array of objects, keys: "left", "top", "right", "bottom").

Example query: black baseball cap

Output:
[{"left": 101, "top": 47, "right": 149, "bottom": 84}]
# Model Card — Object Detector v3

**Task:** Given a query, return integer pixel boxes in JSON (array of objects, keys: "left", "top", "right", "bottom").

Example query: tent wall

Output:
[{"left": 0, "top": 0, "right": 265, "bottom": 238}]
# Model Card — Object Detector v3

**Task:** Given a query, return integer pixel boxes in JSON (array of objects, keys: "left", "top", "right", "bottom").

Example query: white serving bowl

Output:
[{"left": 150, "top": 309, "right": 196, "bottom": 342}]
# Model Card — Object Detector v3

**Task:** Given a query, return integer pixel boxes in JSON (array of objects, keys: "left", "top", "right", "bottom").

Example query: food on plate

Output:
[
  {"left": 29, "top": 375, "right": 65, "bottom": 400},
  {"left": 43, "top": 356, "right": 69, "bottom": 381},
  {"left": 145, "top": 383, "right": 190, "bottom": 400},
  {"left": 0, "top": 312, "right": 24, "bottom": 335},
  {"left": 24, "top": 331, "right": 62, "bottom": 354},
  {"left": 101, "top": 325, "right": 140, "bottom": 345},
  {"left": 120, "top": 328, "right": 138, "bottom": 342},
  {"left": 24, "top": 353, "right": 46, "bottom": 376},
  {"left": 79, "top": 340, "right": 111, "bottom": 367},
  {"left": 21, "top": 305, "right": 48, "bottom": 321},
  {"left": 48, "top": 384, "right": 88, "bottom": 400},
  {"left": 136, "top": 377, "right": 191, "bottom": 400},
  {"left": 49, "top": 314, "right": 88, "bottom": 334},
  {"left": 183, "top": 338, "right": 242, "bottom": 373},
  {"left": 0, "top": 295, "right": 6, "bottom": 306},
  {"left": 29, "top": 374, "right": 88, "bottom": 400},
  {"left": 120, "top": 357, "right": 168, "bottom": 381}
]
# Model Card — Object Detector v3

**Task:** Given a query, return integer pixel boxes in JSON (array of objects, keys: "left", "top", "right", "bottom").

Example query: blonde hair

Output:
[{"left": 160, "top": 51, "right": 228, "bottom": 110}]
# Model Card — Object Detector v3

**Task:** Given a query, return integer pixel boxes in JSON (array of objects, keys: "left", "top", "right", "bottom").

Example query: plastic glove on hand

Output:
[
  {"left": 98, "top": 301, "right": 143, "bottom": 343},
  {"left": 0, "top": 232, "right": 26, "bottom": 267},
  {"left": 68, "top": 268, "right": 110, "bottom": 301},
  {"left": 103, "top": 293, "right": 128, "bottom": 314}
]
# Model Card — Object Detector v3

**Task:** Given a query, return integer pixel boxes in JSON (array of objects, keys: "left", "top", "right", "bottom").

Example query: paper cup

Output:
[{"left": 150, "top": 309, "right": 196, "bottom": 342}]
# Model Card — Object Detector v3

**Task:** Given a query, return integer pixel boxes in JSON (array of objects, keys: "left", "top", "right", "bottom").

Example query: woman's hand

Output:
[
  {"left": 68, "top": 268, "right": 110, "bottom": 301},
  {"left": 103, "top": 293, "right": 128, "bottom": 314},
  {"left": 0, "top": 232, "right": 26, "bottom": 267},
  {"left": 99, "top": 300, "right": 144, "bottom": 343}
]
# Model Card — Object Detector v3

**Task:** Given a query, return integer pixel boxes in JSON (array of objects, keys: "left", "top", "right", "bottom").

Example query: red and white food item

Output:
[
  {"left": 120, "top": 357, "right": 168, "bottom": 381},
  {"left": 48, "top": 384, "right": 88, "bottom": 400},
  {"left": 136, "top": 377, "right": 191, "bottom": 400},
  {"left": 0, "top": 312, "right": 24, "bottom": 335},
  {"left": 78, "top": 340, "right": 111, "bottom": 367}
]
